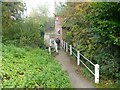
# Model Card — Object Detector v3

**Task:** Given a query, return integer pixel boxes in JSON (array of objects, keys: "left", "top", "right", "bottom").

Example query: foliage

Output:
[
  {"left": 89, "top": 2, "right": 120, "bottom": 81},
  {"left": 56, "top": 2, "right": 120, "bottom": 87},
  {"left": 1, "top": 1, "right": 71, "bottom": 88},
  {"left": 2, "top": 2, "right": 26, "bottom": 29},
  {"left": 1, "top": 44, "right": 71, "bottom": 88},
  {"left": 89, "top": 2, "right": 120, "bottom": 46},
  {"left": 2, "top": 2, "right": 54, "bottom": 48},
  {"left": 57, "top": 2, "right": 96, "bottom": 59},
  {"left": 29, "top": 5, "right": 54, "bottom": 32},
  {"left": 2, "top": 19, "right": 44, "bottom": 48},
  {"left": 94, "top": 48, "right": 119, "bottom": 79}
]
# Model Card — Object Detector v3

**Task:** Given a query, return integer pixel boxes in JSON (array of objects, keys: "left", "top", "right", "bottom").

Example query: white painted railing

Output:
[
  {"left": 48, "top": 39, "right": 58, "bottom": 54},
  {"left": 61, "top": 40, "right": 99, "bottom": 84},
  {"left": 54, "top": 40, "right": 58, "bottom": 53}
]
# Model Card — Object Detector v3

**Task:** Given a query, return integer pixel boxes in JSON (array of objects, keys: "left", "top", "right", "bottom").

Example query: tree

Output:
[
  {"left": 56, "top": 2, "right": 120, "bottom": 85},
  {"left": 89, "top": 2, "right": 120, "bottom": 81},
  {"left": 2, "top": 2, "right": 54, "bottom": 48},
  {"left": 89, "top": 2, "right": 120, "bottom": 46},
  {"left": 2, "top": 2, "right": 26, "bottom": 28}
]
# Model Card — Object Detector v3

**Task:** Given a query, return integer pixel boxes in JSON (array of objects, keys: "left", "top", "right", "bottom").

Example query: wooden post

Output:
[{"left": 95, "top": 64, "right": 99, "bottom": 84}]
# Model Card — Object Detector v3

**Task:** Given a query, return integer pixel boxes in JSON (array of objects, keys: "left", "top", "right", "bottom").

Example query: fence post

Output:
[
  {"left": 62, "top": 41, "right": 64, "bottom": 48},
  {"left": 63, "top": 41, "right": 64, "bottom": 48},
  {"left": 77, "top": 51, "right": 80, "bottom": 66},
  {"left": 61, "top": 40, "right": 63, "bottom": 48},
  {"left": 50, "top": 39, "right": 52, "bottom": 46},
  {"left": 66, "top": 43, "right": 68, "bottom": 52},
  {"left": 64, "top": 41, "right": 66, "bottom": 50},
  {"left": 48, "top": 39, "right": 51, "bottom": 54},
  {"left": 54, "top": 41, "right": 58, "bottom": 53},
  {"left": 95, "top": 64, "right": 99, "bottom": 84},
  {"left": 55, "top": 43, "right": 58, "bottom": 53},
  {"left": 48, "top": 46, "right": 51, "bottom": 54},
  {"left": 70, "top": 45, "right": 72, "bottom": 55}
]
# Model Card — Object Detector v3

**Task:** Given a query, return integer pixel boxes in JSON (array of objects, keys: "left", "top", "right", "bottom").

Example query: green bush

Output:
[
  {"left": 3, "top": 20, "right": 45, "bottom": 48},
  {"left": 94, "top": 51, "right": 118, "bottom": 79}
]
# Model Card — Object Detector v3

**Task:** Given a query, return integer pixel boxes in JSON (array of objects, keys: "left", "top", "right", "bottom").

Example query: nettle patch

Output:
[{"left": 1, "top": 44, "right": 71, "bottom": 88}]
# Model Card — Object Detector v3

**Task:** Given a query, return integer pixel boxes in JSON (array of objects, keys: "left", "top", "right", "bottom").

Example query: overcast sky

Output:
[{"left": 23, "top": 0, "right": 66, "bottom": 16}]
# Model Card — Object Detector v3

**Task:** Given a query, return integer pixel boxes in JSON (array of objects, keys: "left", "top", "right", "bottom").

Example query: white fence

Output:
[
  {"left": 61, "top": 40, "right": 99, "bottom": 84},
  {"left": 48, "top": 39, "right": 58, "bottom": 54},
  {"left": 48, "top": 39, "right": 99, "bottom": 84}
]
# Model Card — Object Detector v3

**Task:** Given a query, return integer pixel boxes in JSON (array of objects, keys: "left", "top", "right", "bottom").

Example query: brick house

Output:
[{"left": 55, "top": 15, "right": 63, "bottom": 41}]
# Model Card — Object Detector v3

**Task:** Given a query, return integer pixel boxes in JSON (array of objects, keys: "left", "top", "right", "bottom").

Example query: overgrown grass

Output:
[
  {"left": 1, "top": 44, "right": 71, "bottom": 88},
  {"left": 94, "top": 80, "right": 116, "bottom": 88}
]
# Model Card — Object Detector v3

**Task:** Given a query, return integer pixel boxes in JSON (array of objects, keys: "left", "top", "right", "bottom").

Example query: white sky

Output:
[{"left": 23, "top": 0, "right": 65, "bottom": 16}]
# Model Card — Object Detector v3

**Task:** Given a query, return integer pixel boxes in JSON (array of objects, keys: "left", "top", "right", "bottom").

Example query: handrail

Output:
[
  {"left": 80, "top": 59, "right": 95, "bottom": 75},
  {"left": 72, "top": 46, "right": 95, "bottom": 66},
  {"left": 72, "top": 47, "right": 77, "bottom": 52},
  {"left": 48, "top": 39, "right": 58, "bottom": 53},
  {"left": 80, "top": 53, "right": 95, "bottom": 66},
  {"left": 62, "top": 40, "right": 99, "bottom": 84},
  {"left": 72, "top": 52, "right": 77, "bottom": 58}
]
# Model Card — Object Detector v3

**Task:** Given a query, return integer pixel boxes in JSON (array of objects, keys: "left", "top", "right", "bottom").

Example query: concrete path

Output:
[{"left": 55, "top": 49, "right": 94, "bottom": 88}]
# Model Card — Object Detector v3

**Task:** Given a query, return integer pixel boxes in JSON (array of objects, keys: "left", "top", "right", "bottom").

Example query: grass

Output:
[
  {"left": 1, "top": 44, "right": 71, "bottom": 88},
  {"left": 94, "top": 79, "right": 119, "bottom": 88}
]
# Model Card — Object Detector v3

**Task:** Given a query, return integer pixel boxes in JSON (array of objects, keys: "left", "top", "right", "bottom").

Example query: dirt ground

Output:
[{"left": 55, "top": 49, "right": 94, "bottom": 88}]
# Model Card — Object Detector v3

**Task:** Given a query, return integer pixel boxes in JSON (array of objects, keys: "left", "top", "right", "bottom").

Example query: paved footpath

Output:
[{"left": 55, "top": 49, "right": 94, "bottom": 88}]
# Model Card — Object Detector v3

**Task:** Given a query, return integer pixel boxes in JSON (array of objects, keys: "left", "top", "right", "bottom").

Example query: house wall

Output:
[{"left": 55, "top": 16, "right": 63, "bottom": 41}]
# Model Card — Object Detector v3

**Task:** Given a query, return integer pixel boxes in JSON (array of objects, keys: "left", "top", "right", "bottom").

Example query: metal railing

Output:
[{"left": 61, "top": 40, "right": 99, "bottom": 84}]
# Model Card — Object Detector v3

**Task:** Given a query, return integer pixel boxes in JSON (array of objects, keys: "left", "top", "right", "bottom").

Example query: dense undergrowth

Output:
[
  {"left": 1, "top": 44, "right": 71, "bottom": 88},
  {"left": 57, "top": 2, "right": 120, "bottom": 87}
]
